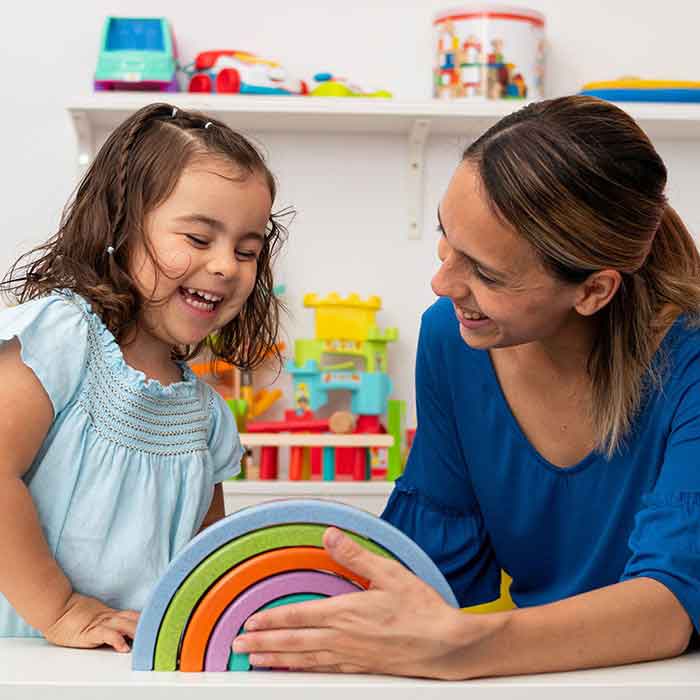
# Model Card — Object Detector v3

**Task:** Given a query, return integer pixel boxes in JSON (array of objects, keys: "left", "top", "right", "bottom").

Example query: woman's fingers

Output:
[
  {"left": 242, "top": 529, "right": 414, "bottom": 634},
  {"left": 242, "top": 593, "right": 358, "bottom": 632},
  {"left": 322, "top": 528, "right": 404, "bottom": 588},
  {"left": 247, "top": 650, "right": 365, "bottom": 673},
  {"left": 235, "top": 626, "right": 337, "bottom": 654}
]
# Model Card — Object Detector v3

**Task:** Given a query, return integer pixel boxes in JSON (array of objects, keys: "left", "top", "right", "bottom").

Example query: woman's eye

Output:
[
  {"left": 474, "top": 266, "right": 498, "bottom": 285},
  {"left": 186, "top": 235, "right": 208, "bottom": 246}
]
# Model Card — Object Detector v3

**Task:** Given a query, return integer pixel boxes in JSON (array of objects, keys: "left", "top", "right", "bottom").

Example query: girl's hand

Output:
[
  {"left": 232, "top": 527, "right": 482, "bottom": 679},
  {"left": 43, "top": 592, "right": 139, "bottom": 653}
]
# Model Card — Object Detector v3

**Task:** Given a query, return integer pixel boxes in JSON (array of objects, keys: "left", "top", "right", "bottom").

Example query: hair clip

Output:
[
  {"left": 204, "top": 121, "right": 212, "bottom": 129},
  {"left": 171, "top": 107, "right": 178, "bottom": 118},
  {"left": 106, "top": 245, "right": 115, "bottom": 256}
]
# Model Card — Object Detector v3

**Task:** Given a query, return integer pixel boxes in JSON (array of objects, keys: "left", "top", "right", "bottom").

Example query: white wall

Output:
[{"left": 2, "top": 0, "right": 699, "bottom": 423}]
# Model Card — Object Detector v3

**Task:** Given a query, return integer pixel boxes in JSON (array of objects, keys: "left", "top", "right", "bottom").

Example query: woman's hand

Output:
[
  {"left": 233, "top": 527, "right": 485, "bottom": 679},
  {"left": 43, "top": 592, "right": 139, "bottom": 653}
]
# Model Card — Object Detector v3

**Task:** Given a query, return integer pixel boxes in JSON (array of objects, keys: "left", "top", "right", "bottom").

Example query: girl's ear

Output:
[{"left": 574, "top": 270, "right": 622, "bottom": 317}]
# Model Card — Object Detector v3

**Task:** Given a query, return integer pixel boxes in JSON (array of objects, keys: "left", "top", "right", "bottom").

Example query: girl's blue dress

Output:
[{"left": 0, "top": 291, "right": 241, "bottom": 637}]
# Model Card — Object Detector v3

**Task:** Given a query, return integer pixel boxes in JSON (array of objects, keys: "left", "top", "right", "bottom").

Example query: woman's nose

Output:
[{"left": 431, "top": 256, "right": 468, "bottom": 300}]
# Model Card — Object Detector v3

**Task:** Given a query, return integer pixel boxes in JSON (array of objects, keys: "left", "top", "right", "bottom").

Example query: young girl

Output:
[{"left": 0, "top": 103, "right": 286, "bottom": 652}]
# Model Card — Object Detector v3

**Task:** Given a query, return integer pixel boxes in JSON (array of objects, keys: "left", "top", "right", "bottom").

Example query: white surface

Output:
[
  {"left": 1, "top": 639, "right": 699, "bottom": 700},
  {"left": 222, "top": 480, "right": 392, "bottom": 516},
  {"left": 67, "top": 93, "right": 700, "bottom": 140},
  {"left": 3, "top": 0, "right": 700, "bottom": 425},
  {"left": 240, "top": 432, "right": 394, "bottom": 446}
]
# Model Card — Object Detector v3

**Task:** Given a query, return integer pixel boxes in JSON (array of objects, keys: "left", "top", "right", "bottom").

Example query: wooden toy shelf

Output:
[
  {"left": 67, "top": 94, "right": 700, "bottom": 239},
  {"left": 222, "top": 480, "right": 393, "bottom": 517}
]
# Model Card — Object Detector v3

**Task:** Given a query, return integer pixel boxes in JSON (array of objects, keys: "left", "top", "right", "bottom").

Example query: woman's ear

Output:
[{"left": 574, "top": 269, "right": 622, "bottom": 316}]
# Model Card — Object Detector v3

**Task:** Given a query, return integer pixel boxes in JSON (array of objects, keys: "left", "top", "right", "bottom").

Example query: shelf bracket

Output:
[
  {"left": 407, "top": 119, "right": 431, "bottom": 239},
  {"left": 70, "top": 110, "right": 94, "bottom": 181}
]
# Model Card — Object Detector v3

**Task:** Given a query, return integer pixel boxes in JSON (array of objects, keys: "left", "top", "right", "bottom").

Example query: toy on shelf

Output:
[
  {"left": 311, "top": 72, "right": 392, "bottom": 98},
  {"left": 242, "top": 410, "right": 395, "bottom": 481},
  {"left": 243, "top": 293, "right": 405, "bottom": 482},
  {"left": 131, "top": 499, "right": 458, "bottom": 671},
  {"left": 94, "top": 17, "right": 179, "bottom": 92},
  {"left": 189, "top": 359, "right": 283, "bottom": 421},
  {"left": 184, "top": 50, "right": 309, "bottom": 95},
  {"left": 580, "top": 78, "right": 700, "bottom": 103},
  {"left": 190, "top": 336, "right": 285, "bottom": 481},
  {"left": 433, "top": 7, "right": 545, "bottom": 100}
]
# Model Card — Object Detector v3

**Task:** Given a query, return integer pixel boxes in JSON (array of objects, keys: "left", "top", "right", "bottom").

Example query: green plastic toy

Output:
[{"left": 311, "top": 72, "right": 391, "bottom": 98}]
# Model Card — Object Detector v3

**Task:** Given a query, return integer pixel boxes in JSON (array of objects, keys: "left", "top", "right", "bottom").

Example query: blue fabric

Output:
[
  {"left": 0, "top": 291, "right": 242, "bottom": 637},
  {"left": 382, "top": 297, "right": 700, "bottom": 632}
]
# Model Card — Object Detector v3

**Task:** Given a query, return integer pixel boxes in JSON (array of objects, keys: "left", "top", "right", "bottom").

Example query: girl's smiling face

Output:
[
  {"left": 432, "top": 162, "right": 581, "bottom": 350},
  {"left": 129, "top": 156, "right": 273, "bottom": 351}
]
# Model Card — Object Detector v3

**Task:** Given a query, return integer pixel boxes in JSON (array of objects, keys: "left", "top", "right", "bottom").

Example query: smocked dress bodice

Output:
[{"left": 0, "top": 291, "right": 241, "bottom": 637}]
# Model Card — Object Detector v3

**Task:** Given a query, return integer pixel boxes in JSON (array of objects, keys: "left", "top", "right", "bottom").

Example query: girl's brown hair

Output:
[
  {"left": 1, "top": 102, "right": 288, "bottom": 369},
  {"left": 464, "top": 95, "right": 700, "bottom": 457}
]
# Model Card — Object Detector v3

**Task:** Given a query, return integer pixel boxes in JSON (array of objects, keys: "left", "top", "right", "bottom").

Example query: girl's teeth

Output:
[
  {"left": 183, "top": 295, "right": 214, "bottom": 311},
  {"left": 185, "top": 288, "right": 222, "bottom": 303}
]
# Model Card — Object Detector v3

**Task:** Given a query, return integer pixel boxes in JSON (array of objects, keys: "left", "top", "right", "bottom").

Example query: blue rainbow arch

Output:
[{"left": 132, "top": 499, "right": 457, "bottom": 671}]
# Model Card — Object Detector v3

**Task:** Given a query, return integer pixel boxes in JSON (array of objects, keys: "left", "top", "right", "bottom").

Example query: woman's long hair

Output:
[{"left": 464, "top": 95, "right": 700, "bottom": 457}]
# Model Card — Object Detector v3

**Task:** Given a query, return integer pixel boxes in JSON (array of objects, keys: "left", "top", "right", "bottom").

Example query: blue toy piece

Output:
[
  {"left": 580, "top": 79, "right": 700, "bottom": 103},
  {"left": 286, "top": 359, "right": 393, "bottom": 415},
  {"left": 94, "top": 17, "right": 179, "bottom": 92},
  {"left": 132, "top": 498, "right": 457, "bottom": 670},
  {"left": 580, "top": 88, "right": 700, "bottom": 103},
  {"left": 322, "top": 446, "right": 335, "bottom": 480}
]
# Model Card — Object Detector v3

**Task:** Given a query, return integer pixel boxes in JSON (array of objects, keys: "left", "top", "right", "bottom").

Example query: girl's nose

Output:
[{"left": 206, "top": 252, "right": 238, "bottom": 279}]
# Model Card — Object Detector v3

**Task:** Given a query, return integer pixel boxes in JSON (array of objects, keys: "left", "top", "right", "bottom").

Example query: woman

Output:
[{"left": 232, "top": 96, "right": 700, "bottom": 678}]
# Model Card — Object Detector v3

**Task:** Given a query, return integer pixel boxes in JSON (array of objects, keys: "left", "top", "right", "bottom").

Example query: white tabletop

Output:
[{"left": 1, "top": 639, "right": 699, "bottom": 699}]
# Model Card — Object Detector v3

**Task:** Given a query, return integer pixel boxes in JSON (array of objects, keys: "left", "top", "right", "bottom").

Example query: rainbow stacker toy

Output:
[{"left": 131, "top": 499, "right": 457, "bottom": 671}]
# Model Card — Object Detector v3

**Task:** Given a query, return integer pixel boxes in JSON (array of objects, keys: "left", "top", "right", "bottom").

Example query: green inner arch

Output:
[
  {"left": 153, "top": 524, "right": 394, "bottom": 671},
  {"left": 228, "top": 593, "right": 325, "bottom": 671}
]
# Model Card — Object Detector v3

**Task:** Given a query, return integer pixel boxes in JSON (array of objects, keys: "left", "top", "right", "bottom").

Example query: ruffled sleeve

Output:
[
  {"left": 207, "top": 388, "right": 243, "bottom": 482},
  {"left": 381, "top": 304, "right": 500, "bottom": 607},
  {"left": 621, "top": 338, "right": 700, "bottom": 631},
  {"left": 0, "top": 294, "right": 89, "bottom": 416}
]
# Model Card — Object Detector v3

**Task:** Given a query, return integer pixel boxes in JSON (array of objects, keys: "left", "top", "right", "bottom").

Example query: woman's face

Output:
[{"left": 432, "top": 162, "right": 581, "bottom": 351}]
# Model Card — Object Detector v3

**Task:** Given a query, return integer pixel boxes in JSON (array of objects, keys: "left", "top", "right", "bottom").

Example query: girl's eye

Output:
[
  {"left": 236, "top": 250, "right": 259, "bottom": 261},
  {"left": 186, "top": 235, "right": 208, "bottom": 246}
]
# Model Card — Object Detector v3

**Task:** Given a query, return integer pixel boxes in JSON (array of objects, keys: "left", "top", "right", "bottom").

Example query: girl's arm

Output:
[
  {"left": 233, "top": 528, "right": 692, "bottom": 679},
  {"left": 0, "top": 339, "right": 137, "bottom": 650},
  {"left": 198, "top": 482, "right": 226, "bottom": 532},
  {"left": 0, "top": 339, "right": 72, "bottom": 631}
]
